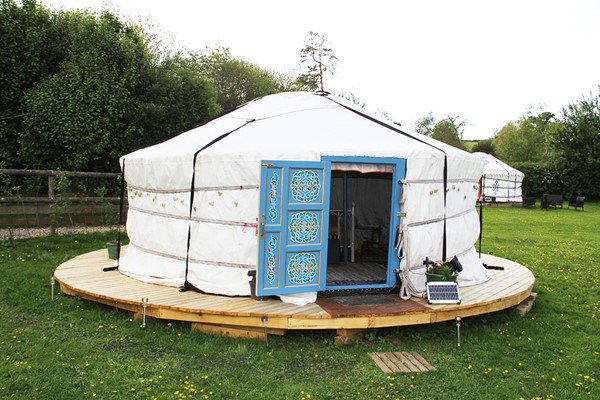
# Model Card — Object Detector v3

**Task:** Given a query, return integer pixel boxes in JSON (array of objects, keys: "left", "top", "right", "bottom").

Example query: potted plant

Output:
[
  {"left": 106, "top": 241, "right": 119, "bottom": 260},
  {"left": 426, "top": 261, "right": 458, "bottom": 282},
  {"left": 99, "top": 188, "right": 122, "bottom": 260}
]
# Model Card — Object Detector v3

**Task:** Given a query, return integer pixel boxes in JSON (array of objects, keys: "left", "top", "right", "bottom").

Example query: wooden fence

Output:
[{"left": 0, "top": 169, "right": 126, "bottom": 232}]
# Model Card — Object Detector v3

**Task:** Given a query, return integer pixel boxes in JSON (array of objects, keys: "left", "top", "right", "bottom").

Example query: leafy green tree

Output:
[
  {"left": 493, "top": 122, "right": 520, "bottom": 161},
  {"left": 471, "top": 138, "right": 496, "bottom": 155},
  {"left": 414, "top": 113, "right": 467, "bottom": 150},
  {"left": 0, "top": 0, "right": 69, "bottom": 167},
  {"left": 193, "top": 46, "right": 290, "bottom": 112},
  {"left": 132, "top": 54, "right": 220, "bottom": 146},
  {"left": 494, "top": 111, "right": 554, "bottom": 163},
  {"left": 9, "top": 5, "right": 219, "bottom": 172},
  {"left": 297, "top": 31, "right": 337, "bottom": 91},
  {"left": 414, "top": 112, "right": 435, "bottom": 137},
  {"left": 431, "top": 116, "right": 467, "bottom": 150},
  {"left": 18, "top": 11, "right": 148, "bottom": 171},
  {"left": 548, "top": 90, "right": 600, "bottom": 197}
]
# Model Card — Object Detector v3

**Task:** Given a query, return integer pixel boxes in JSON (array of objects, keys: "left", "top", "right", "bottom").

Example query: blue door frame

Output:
[
  {"left": 256, "top": 157, "right": 406, "bottom": 296},
  {"left": 323, "top": 156, "right": 406, "bottom": 291}
]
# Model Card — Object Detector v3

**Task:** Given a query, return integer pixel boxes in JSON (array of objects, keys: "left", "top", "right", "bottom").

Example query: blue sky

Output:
[{"left": 43, "top": 0, "right": 600, "bottom": 139}]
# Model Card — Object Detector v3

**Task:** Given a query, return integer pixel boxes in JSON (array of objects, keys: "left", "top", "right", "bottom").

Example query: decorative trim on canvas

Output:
[
  {"left": 127, "top": 184, "right": 259, "bottom": 194},
  {"left": 405, "top": 208, "right": 476, "bottom": 228},
  {"left": 129, "top": 206, "right": 258, "bottom": 228},
  {"left": 401, "top": 178, "right": 479, "bottom": 184},
  {"left": 130, "top": 242, "right": 255, "bottom": 269}
]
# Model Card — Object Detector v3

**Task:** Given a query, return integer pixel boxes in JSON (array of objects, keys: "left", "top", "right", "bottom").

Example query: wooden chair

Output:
[{"left": 568, "top": 196, "right": 585, "bottom": 211}]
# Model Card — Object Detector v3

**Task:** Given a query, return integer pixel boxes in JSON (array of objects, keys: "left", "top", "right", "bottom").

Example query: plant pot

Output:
[
  {"left": 106, "top": 242, "right": 119, "bottom": 260},
  {"left": 426, "top": 272, "right": 458, "bottom": 282}
]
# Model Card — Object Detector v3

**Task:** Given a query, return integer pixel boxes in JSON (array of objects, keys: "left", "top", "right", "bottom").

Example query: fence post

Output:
[
  {"left": 48, "top": 174, "right": 55, "bottom": 234},
  {"left": 48, "top": 175, "right": 55, "bottom": 200}
]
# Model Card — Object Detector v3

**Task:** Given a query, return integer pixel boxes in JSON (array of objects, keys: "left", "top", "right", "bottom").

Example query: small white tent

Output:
[
  {"left": 473, "top": 152, "right": 525, "bottom": 203},
  {"left": 118, "top": 92, "right": 490, "bottom": 305}
]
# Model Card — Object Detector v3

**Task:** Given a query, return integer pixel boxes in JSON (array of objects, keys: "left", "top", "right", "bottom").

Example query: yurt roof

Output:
[
  {"left": 472, "top": 152, "right": 524, "bottom": 179},
  {"left": 122, "top": 92, "right": 483, "bottom": 190}
]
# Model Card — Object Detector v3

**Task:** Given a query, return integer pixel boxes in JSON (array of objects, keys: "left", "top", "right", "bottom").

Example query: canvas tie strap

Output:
[{"left": 180, "top": 119, "right": 256, "bottom": 292}]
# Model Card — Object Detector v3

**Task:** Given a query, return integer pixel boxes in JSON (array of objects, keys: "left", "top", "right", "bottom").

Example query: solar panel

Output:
[{"left": 426, "top": 282, "right": 461, "bottom": 304}]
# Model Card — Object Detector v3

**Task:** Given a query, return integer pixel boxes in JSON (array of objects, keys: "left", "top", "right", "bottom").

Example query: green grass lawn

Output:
[{"left": 1, "top": 204, "right": 598, "bottom": 399}]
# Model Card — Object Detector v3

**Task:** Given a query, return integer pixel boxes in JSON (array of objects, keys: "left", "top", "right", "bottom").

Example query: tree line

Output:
[
  {"left": 479, "top": 94, "right": 599, "bottom": 199},
  {"left": 0, "top": 0, "right": 315, "bottom": 175}
]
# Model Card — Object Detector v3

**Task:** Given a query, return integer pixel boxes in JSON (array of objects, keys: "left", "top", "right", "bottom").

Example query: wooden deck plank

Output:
[
  {"left": 459, "top": 279, "right": 530, "bottom": 305},
  {"left": 461, "top": 269, "right": 533, "bottom": 303},
  {"left": 229, "top": 302, "right": 311, "bottom": 316},
  {"left": 190, "top": 323, "right": 285, "bottom": 340}
]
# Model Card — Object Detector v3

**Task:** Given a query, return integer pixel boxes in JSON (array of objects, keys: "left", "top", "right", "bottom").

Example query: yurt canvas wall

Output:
[{"left": 118, "top": 92, "right": 490, "bottom": 305}]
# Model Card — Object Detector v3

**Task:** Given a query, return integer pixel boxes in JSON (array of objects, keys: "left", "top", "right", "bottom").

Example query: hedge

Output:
[{"left": 513, "top": 161, "right": 594, "bottom": 199}]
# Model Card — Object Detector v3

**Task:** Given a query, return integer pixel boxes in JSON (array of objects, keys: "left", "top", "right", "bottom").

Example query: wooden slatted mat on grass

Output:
[{"left": 368, "top": 352, "right": 436, "bottom": 373}]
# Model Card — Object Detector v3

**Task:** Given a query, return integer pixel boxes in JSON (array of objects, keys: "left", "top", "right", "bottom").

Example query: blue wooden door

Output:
[{"left": 257, "top": 161, "right": 331, "bottom": 296}]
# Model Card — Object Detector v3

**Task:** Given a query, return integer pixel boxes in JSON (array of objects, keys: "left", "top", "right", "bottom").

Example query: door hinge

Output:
[{"left": 258, "top": 214, "right": 265, "bottom": 238}]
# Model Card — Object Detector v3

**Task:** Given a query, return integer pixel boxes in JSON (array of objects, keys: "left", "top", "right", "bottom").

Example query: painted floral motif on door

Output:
[
  {"left": 289, "top": 211, "right": 319, "bottom": 244},
  {"left": 268, "top": 172, "right": 280, "bottom": 221},
  {"left": 266, "top": 236, "right": 277, "bottom": 284},
  {"left": 290, "top": 169, "right": 321, "bottom": 202},
  {"left": 287, "top": 252, "right": 318, "bottom": 284}
]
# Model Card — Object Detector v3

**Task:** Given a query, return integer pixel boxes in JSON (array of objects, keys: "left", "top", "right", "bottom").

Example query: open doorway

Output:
[{"left": 326, "top": 164, "right": 394, "bottom": 289}]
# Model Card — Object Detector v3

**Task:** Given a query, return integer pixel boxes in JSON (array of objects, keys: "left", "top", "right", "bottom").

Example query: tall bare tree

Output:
[{"left": 298, "top": 31, "right": 337, "bottom": 91}]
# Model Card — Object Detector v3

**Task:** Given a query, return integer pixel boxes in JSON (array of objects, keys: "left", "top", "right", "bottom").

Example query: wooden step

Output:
[{"left": 368, "top": 352, "right": 436, "bottom": 373}]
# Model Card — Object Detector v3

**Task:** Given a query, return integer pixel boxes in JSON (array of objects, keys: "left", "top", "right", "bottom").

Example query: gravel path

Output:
[{"left": 1, "top": 226, "right": 116, "bottom": 240}]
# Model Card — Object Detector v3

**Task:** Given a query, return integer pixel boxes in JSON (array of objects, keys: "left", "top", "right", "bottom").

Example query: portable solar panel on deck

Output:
[{"left": 426, "top": 282, "right": 461, "bottom": 304}]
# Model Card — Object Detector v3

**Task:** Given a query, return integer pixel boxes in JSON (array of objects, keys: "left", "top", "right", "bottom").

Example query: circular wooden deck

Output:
[{"left": 54, "top": 248, "right": 534, "bottom": 339}]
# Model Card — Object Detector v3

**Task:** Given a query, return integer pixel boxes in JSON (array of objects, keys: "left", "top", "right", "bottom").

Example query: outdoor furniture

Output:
[
  {"left": 568, "top": 196, "right": 585, "bottom": 211},
  {"left": 541, "top": 194, "right": 563, "bottom": 210},
  {"left": 521, "top": 195, "right": 536, "bottom": 208}
]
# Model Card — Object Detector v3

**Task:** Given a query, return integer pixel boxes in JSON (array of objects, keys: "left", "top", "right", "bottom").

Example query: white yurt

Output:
[
  {"left": 118, "top": 92, "right": 491, "bottom": 305},
  {"left": 473, "top": 152, "right": 525, "bottom": 203}
]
